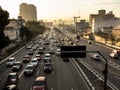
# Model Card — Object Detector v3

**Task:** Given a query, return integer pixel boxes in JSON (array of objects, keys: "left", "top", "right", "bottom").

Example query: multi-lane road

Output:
[
  {"left": 0, "top": 30, "right": 90, "bottom": 90},
  {"left": 0, "top": 28, "right": 120, "bottom": 90}
]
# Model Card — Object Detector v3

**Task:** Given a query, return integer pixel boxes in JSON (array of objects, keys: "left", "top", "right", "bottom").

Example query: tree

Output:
[
  {"left": 0, "top": 7, "right": 10, "bottom": 49},
  {"left": 19, "top": 26, "right": 33, "bottom": 41},
  {"left": 26, "top": 21, "right": 45, "bottom": 37}
]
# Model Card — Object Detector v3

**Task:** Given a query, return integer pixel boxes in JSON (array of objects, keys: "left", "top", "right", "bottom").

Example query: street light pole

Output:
[
  {"left": 97, "top": 51, "right": 108, "bottom": 90},
  {"left": 73, "top": 16, "right": 80, "bottom": 37}
]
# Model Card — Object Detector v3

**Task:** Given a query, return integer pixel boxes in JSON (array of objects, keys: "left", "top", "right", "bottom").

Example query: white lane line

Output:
[
  {"left": 115, "top": 76, "right": 120, "bottom": 80},
  {"left": 19, "top": 70, "right": 24, "bottom": 78},
  {"left": 71, "top": 88, "right": 74, "bottom": 90},
  {"left": 52, "top": 71, "right": 54, "bottom": 75},
  {"left": 37, "top": 71, "right": 39, "bottom": 76},
  {"left": 51, "top": 88, "right": 53, "bottom": 90}
]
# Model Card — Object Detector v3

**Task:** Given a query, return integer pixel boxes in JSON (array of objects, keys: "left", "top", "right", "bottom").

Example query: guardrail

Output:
[{"left": 0, "top": 46, "right": 25, "bottom": 65}]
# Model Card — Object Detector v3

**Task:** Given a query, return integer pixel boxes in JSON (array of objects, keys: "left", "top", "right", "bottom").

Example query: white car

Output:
[
  {"left": 29, "top": 58, "right": 38, "bottom": 68},
  {"left": 91, "top": 53, "right": 101, "bottom": 61},
  {"left": 6, "top": 57, "right": 16, "bottom": 67},
  {"left": 56, "top": 48, "right": 61, "bottom": 56},
  {"left": 44, "top": 53, "right": 51, "bottom": 62},
  {"left": 109, "top": 50, "right": 120, "bottom": 59}
]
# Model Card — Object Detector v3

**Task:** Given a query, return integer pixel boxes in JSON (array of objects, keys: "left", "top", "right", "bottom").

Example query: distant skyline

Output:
[{"left": 0, "top": 0, "right": 120, "bottom": 21}]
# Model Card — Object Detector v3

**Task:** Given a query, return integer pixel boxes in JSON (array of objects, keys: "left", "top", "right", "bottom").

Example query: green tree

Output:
[
  {"left": 26, "top": 21, "right": 45, "bottom": 37},
  {"left": 0, "top": 7, "right": 10, "bottom": 49},
  {"left": 19, "top": 26, "right": 33, "bottom": 41}
]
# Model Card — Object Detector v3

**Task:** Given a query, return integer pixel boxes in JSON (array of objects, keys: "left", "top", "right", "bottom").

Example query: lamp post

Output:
[
  {"left": 73, "top": 16, "right": 80, "bottom": 36},
  {"left": 97, "top": 51, "right": 108, "bottom": 90}
]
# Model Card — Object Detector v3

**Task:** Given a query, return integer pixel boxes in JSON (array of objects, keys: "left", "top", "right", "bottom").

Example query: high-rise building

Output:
[{"left": 19, "top": 3, "right": 37, "bottom": 21}]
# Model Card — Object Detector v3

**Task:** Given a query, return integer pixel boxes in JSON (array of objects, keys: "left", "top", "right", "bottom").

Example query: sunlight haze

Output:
[{"left": 0, "top": 0, "right": 120, "bottom": 20}]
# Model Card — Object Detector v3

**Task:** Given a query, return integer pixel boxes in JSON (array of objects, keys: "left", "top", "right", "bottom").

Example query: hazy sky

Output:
[{"left": 0, "top": 0, "right": 120, "bottom": 20}]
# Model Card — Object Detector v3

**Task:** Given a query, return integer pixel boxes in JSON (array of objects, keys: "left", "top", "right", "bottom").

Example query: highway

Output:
[
  {"left": 63, "top": 29, "right": 120, "bottom": 90},
  {"left": 0, "top": 29, "right": 90, "bottom": 90},
  {"left": 0, "top": 28, "right": 120, "bottom": 90}
]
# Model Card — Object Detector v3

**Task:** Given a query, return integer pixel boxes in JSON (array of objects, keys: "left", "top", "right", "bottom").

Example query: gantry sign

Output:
[{"left": 60, "top": 46, "right": 86, "bottom": 58}]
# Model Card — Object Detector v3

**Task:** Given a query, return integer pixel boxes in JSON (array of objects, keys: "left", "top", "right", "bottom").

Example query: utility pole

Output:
[{"left": 73, "top": 16, "right": 80, "bottom": 38}]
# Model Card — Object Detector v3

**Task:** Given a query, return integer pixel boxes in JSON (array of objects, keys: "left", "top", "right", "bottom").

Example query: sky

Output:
[{"left": 0, "top": 0, "right": 120, "bottom": 21}]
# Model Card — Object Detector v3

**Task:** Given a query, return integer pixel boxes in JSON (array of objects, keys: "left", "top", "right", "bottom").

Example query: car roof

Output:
[
  {"left": 31, "top": 58, "right": 38, "bottom": 60},
  {"left": 45, "top": 53, "right": 50, "bottom": 55},
  {"left": 36, "top": 76, "right": 46, "bottom": 81},
  {"left": 9, "top": 57, "right": 15, "bottom": 59},
  {"left": 9, "top": 73, "right": 17, "bottom": 76},
  {"left": 36, "top": 54, "right": 40, "bottom": 56},
  {"left": 14, "top": 61, "right": 21, "bottom": 63},
  {"left": 26, "top": 64, "right": 34, "bottom": 67},
  {"left": 6, "top": 84, "right": 16, "bottom": 90}
]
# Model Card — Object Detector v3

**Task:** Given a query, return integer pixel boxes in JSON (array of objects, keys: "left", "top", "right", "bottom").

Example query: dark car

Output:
[
  {"left": 6, "top": 73, "right": 19, "bottom": 85},
  {"left": 23, "top": 55, "right": 31, "bottom": 63},
  {"left": 24, "top": 64, "right": 35, "bottom": 76},
  {"left": 28, "top": 49, "right": 34, "bottom": 55},
  {"left": 31, "top": 76, "right": 47, "bottom": 90},
  {"left": 43, "top": 62, "right": 52, "bottom": 73},
  {"left": 12, "top": 61, "right": 22, "bottom": 72},
  {"left": 63, "top": 58, "right": 69, "bottom": 62}
]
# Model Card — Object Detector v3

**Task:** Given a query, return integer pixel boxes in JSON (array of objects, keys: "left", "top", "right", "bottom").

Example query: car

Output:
[
  {"left": 23, "top": 55, "right": 31, "bottom": 63},
  {"left": 27, "top": 45, "right": 32, "bottom": 49},
  {"left": 31, "top": 76, "right": 47, "bottom": 90},
  {"left": 3, "top": 84, "right": 18, "bottom": 90},
  {"left": 29, "top": 58, "right": 39, "bottom": 68},
  {"left": 38, "top": 47, "right": 44, "bottom": 54},
  {"left": 6, "top": 57, "right": 16, "bottom": 67},
  {"left": 109, "top": 50, "right": 120, "bottom": 59},
  {"left": 6, "top": 73, "right": 19, "bottom": 85},
  {"left": 43, "top": 62, "right": 52, "bottom": 73},
  {"left": 63, "top": 58, "right": 69, "bottom": 62},
  {"left": 44, "top": 53, "right": 51, "bottom": 62},
  {"left": 49, "top": 49, "right": 54, "bottom": 54},
  {"left": 88, "top": 40, "right": 92, "bottom": 44},
  {"left": 12, "top": 61, "right": 22, "bottom": 72},
  {"left": 35, "top": 54, "right": 41, "bottom": 61},
  {"left": 56, "top": 48, "right": 61, "bottom": 56},
  {"left": 91, "top": 53, "right": 101, "bottom": 61},
  {"left": 24, "top": 64, "right": 35, "bottom": 76},
  {"left": 32, "top": 45, "right": 37, "bottom": 50},
  {"left": 28, "top": 49, "right": 34, "bottom": 55}
]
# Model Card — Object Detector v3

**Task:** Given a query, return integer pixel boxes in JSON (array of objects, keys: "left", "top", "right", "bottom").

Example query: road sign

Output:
[{"left": 61, "top": 46, "right": 86, "bottom": 58}]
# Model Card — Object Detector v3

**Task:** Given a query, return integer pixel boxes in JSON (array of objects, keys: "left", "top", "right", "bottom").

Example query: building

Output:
[
  {"left": 90, "top": 9, "right": 120, "bottom": 33},
  {"left": 112, "top": 25, "right": 120, "bottom": 41},
  {"left": 92, "top": 17, "right": 120, "bottom": 33},
  {"left": 4, "top": 16, "right": 25, "bottom": 41},
  {"left": 76, "top": 20, "right": 89, "bottom": 33},
  {"left": 89, "top": 9, "right": 114, "bottom": 27},
  {"left": 19, "top": 3, "right": 37, "bottom": 21}
]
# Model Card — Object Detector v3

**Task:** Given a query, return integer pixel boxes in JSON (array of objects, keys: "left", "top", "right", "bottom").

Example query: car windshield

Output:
[
  {"left": 34, "top": 81, "right": 45, "bottom": 86},
  {"left": 31, "top": 60, "right": 37, "bottom": 62},
  {"left": 8, "top": 75, "right": 16, "bottom": 79},
  {"left": 25, "top": 66, "right": 33, "bottom": 69}
]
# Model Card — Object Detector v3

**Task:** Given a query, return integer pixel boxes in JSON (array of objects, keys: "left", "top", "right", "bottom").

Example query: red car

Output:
[
  {"left": 6, "top": 73, "right": 19, "bottom": 85},
  {"left": 23, "top": 55, "right": 31, "bottom": 63},
  {"left": 32, "top": 76, "right": 47, "bottom": 90},
  {"left": 35, "top": 54, "right": 41, "bottom": 61}
]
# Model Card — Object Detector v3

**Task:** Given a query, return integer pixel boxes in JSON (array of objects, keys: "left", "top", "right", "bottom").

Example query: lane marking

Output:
[
  {"left": 115, "top": 76, "right": 120, "bottom": 80},
  {"left": 37, "top": 71, "right": 39, "bottom": 76},
  {"left": 51, "top": 88, "right": 53, "bottom": 90}
]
